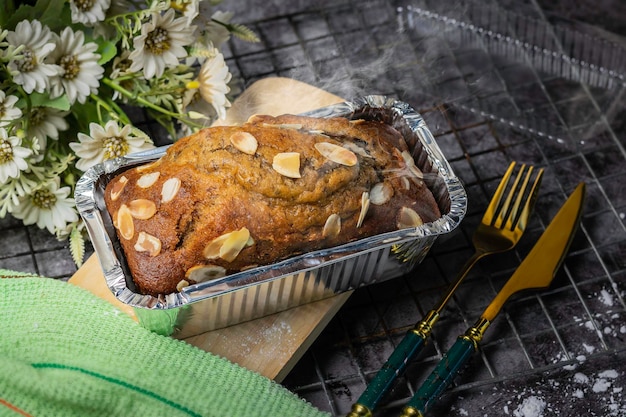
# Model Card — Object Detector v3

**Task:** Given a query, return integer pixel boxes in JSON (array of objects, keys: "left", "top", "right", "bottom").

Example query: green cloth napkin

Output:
[{"left": 0, "top": 270, "right": 330, "bottom": 417}]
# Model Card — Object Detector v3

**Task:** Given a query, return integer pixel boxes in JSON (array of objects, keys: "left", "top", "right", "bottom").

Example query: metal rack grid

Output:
[
  {"left": 0, "top": 207, "right": 87, "bottom": 280},
  {"left": 217, "top": 0, "right": 626, "bottom": 415},
  {"left": 1, "top": 0, "right": 624, "bottom": 416}
]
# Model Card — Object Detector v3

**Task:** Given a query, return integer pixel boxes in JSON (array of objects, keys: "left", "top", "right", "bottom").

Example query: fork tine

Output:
[
  {"left": 495, "top": 164, "right": 544, "bottom": 231},
  {"left": 481, "top": 161, "right": 516, "bottom": 225},
  {"left": 510, "top": 167, "right": 544, "bottom": 231},
  {"left": 505, "top": 165, "right": 534, "bottom": 230},
  {"left": 495, "top": 163, "right": 527, "bottom": 228}
]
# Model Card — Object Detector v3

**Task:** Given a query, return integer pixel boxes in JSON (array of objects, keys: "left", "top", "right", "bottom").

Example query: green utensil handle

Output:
[
  {"left": 401, "top": 337, "right": 476, "bottom": 416},
  {"left": 347, "top": 311, "right": 439, "bottom": 417},
  {"left": 360, "top": 331, "right": 428, "bottom": 409}
]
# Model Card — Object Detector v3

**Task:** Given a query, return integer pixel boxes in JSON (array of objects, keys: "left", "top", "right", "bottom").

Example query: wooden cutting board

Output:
[{"left": 69, "top": 77, "right": 352, "bottom": 382}]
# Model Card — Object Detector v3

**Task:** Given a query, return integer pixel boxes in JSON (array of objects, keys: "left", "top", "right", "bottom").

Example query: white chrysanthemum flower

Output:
[
  {"left": 110, "top": 50, "right": 135, "bottom": 101},
  {"left": 183, "top": 0, "right": 200, "bottom": 24},
  {"left": 0, "top": 91, "right": 22, "bottom": 128},
  {"left": 203, "top": 11, "right": 234, "bottom": 48},
  {"left": 25, "top": 107, "right": 69, "bottom": 151},
  {"left": 110, "top": 50, "right": 133, "bottom": 79},
  {"left": 69, "top": 121, "right": 155, "bottom": 171},
  {"left": 181, "top": 88, "right": 214, "bottom": 133},
  {"left": 12, "top": 178, "right": 78, "bottom": 234},
  {"left": 195, "top": 51, "right": 232, "bottom": 120},
  {"left": 171, "top": 0, "right": 200, "bottom": 24},
  {"left": 128, "top": 9, "right": 196, "bottom": 79},
  {"left": 69, "top": 0, "right": 111, "bottom": 25},
  {"left": 0, "top": 128, "right": 33, "bottom": 183},
  {"left": 91, "top": 0, "right": 131, "bottom": 39},
  {"left": 6, "top": 20, "right": 60, "bottom": 94},
  {"left": 48, "top": 27, "right": 104, "bottom": 104}
]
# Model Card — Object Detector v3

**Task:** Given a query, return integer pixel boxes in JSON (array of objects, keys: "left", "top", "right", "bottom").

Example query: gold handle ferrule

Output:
[
  {"left": 399, "top": 406, "right": 424, "bottom": 417},
  {"left": 412, "top": 310, "right": 439, "bottom": 339},
  {"left": 460, "top": 317, "right": 491, "bottom": 349},
  {"left": 346, "top": 403, "right": 372, "bottom": 417}
]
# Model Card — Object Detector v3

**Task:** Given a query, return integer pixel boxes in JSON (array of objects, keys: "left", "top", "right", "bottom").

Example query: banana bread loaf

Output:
[{"left": 104, "top": 114, "right": 441, "bottom": 296}]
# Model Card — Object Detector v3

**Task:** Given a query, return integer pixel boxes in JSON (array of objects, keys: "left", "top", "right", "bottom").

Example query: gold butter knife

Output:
[{"left": 399, "top": 182, "right": 586, "bottom": 417}]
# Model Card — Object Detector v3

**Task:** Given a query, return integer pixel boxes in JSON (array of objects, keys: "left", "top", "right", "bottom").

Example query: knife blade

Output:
[{"left": 399, "top": 182, "right": 586, "bottom": 417}]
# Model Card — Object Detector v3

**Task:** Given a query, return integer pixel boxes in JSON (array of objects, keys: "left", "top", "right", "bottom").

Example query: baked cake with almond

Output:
[{"left": 104, "top": 114, "right": 441, "bottom": 296}]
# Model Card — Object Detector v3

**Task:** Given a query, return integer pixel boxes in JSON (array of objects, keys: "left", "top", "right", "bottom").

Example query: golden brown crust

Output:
[{"left": 104, "top": 114, "right": 441, "bottom": 296}]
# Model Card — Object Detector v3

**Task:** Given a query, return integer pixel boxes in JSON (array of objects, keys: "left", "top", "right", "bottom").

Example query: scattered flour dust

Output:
[
  {"left": 600, "top": 289, "right": 615, "bottom": 307},
  {"left": 513, "top": 396, "right": 546, "bottom": 417},
  {"left": 574, "top": 284, "right": 626, "bottom": 340},
  {"left": 499, "top": 365, "right": 623, "bottom": 417},
  {"left": 221, "top": 319, "right": 295, "bottom": 358},
  {"left": 447, "top": 348, "right": 624, "bottom": 416}
]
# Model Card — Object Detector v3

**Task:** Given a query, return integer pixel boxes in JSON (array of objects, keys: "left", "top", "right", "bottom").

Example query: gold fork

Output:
[{"left": 347, "top": 161, "right": 544, "bottom": 417}]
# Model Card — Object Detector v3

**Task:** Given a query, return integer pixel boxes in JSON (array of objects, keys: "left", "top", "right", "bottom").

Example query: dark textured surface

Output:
[{"left": 1, "top": 1, "right": 624, "bottom": 416}]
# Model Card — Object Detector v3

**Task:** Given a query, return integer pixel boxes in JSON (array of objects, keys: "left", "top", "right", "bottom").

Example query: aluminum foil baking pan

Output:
[{"left": 75, "top": 95, "right": 467, "bottom": 336}]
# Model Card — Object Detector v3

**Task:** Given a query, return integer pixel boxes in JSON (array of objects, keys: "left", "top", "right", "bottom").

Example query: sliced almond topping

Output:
[
  {"left": 137, "top": 171, "right": 160, "bottom": 188},
  {"left": 401, "top": 177, "right": 411, "bottom": 190},
  {"left": 272, "top": 152, "right": 301, "bottom": 178},
  {"left": 357, "top": 192, "right": 370, "bottom": 228},
  {"left": 409, "top": 165, "right": 424, "bottom": 180},
  {"left": 219, "top": 227, "right": 251, "bottom": 262},
  {"left": 314, "top": 142, "right": 338, "bottom": 157},
  {"left": 401, "top": 150, "right": 415, "bottom": 167},
  {"left": 262, "top": 123, "right": 303, "bottom": 130},
  {"left": 161, "top": 177, "right": 181, "bottom": 203},
  {"left": 370, "top": 182, "right": 394, "bottom": 205},
  {"left": 134, "top": 231, "right": 162, "bottom": 256},
  {"left": 323, "top": 214, "right": 341, "bottom": 238},
  {"left": 185, "top": 265, "right": 227, "bottom": 283},
  {"left": 230, "top": 131, "right": 258, "bottom": 155},
  {"left": 110, "top": 176, "right": 128, "bottom": 201},
  {"left": 203, "top": 233, "right": 230, "bottom": 259},
  {"left": 176, "top": 280, "right": 190, "bottom": 292},
  {"left": 280, "top": 123, "right": 303, "bottom": 130},
  {"left": 117, "top": 204, "right": 134, "bottom": 240},
  {"left": 314, "top": 142, "right": 358, "bottom": 167},
  {"left": 397, "top": 207, "right": 423, "bottom": 229},
  {"left": 203, "top": 227, "right": 253, "bottom": 262},
  {"left": 136, "top": 160, "right": 161, "bottom": 173},
  {"left": 128, "top": 199, "right": 157, "bottom": 220},
  {"left": 401, "top": 151, "right": 425, "bottom": 181},
  {"left": 343, "top": 142, "right": 372, "bottom": 158}
]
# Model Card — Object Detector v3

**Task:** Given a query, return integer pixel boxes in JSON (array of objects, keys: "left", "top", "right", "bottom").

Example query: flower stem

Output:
[
  {"left": 102, "top": 78, "right": 204, "bottom": 130},
  {"left": 89, "top": 93, "right": 131, "bottom": 125},
  {"left": 103, "top": 78, "right": 178, "bottom": 120}
]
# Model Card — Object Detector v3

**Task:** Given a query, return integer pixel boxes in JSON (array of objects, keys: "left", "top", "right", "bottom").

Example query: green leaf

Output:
[
  {"left": 4, "top": 3, "right": 34, "bottom": 30},
  {"left": 96, "top": 39, "right": 118, "bottom": 66},
  {"left": 69, "top": 224, "right": 85, "bottom": 268},
  {"left": 6, "top": 0, "right": 70, "bottom": 31},
  {"left": 29, "top": 92, "right": 71, "bottom": 111},
  {"left": 227, "top": 23, "right": 260, "bottom": 43},
  {"left": 70, "top": 101, "right": 100, "bottom": 132},
  {"left": 0, "top": 1, "right": 16, "bottom": 28}
]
